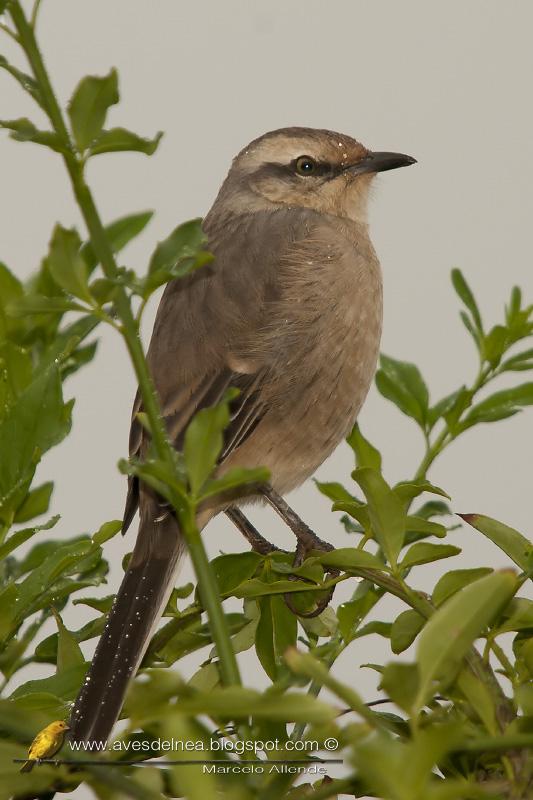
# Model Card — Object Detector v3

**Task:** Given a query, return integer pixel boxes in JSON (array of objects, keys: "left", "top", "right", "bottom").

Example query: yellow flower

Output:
[{"left": 20, "top": 720, "right": 70, "bottom": 773}]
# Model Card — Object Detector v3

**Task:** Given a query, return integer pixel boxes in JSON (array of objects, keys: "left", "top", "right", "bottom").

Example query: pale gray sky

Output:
[{"left": 1, "top": 1, "right": 533, "bottom": 795}]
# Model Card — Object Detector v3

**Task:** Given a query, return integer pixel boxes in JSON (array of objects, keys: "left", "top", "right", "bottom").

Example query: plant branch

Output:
[{"left": 7, "top": 0, "right": 240, "bottom": 691}]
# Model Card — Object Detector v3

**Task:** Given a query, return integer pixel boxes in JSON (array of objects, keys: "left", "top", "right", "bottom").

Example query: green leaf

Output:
[
  {"left": 143, "top": 251, "right": 212, "bottom": 297},
  {"left": 482, "top": 324, "right": 508, "bottom": 366},
  {"left": 332, "top": 499, "right": 371, "bottom": 532},
  {"left": 432, "top": 567, "right": 493, "bottom": 607},
  {"left": 506, "top": 285, "right": 522, "bottom": 323},
  {"left": 376, "top": 354, "right": 429, "bottom": 427},
  {"left": 210, "top": 551, "right": 262, "bottom": 595},
  {"left": 404, "top": 516, "right": 448, "bottom": 540},
  {"left": 451, "top": 268, "right": 483, "bottom": 333},
  {"left": 461, "top": 383, "right": 533, "bottom": 429},
  {"left": 38, "top": 315, "right": 99, "bottom": 376},
  {"left": 413, "top": 499, "right": 452, "bottom": 520},
  {"left": 399, "top": 542, "right": 460, "bottom": 569},
  {"left": 72, "top": 595, "right": 114, "bottom": 613},
  {"left": 92, "top": 518, "right": 122, "bottom": 545},
  {"left": 393, "top": 480, "right": 450, "bottom": 505},
  {"left": 198, "top": 466, "right": 269, "bottom": 502},
  {"left": 0, "top": 118, "right": 66, "bottom": 153},
  {"left": 255, "top": 594, "right": 297, "bottom": 680},
  {"left": 176, "top": 685, "right": 334, "bottom": 724},
  {"left": 354, "top": 620, "right": 391, "bottom": 639},
  {"left": 353, "top": 468, "right": 405, "bottom": 566},
  {"left": 0, "top": 262, "right": 23, "bottom": 338},
  {"left": 47, "top": 225, "right": 92, "bottom": 303},
  {"left": 0, "top": 584, "right": 19, "bottom": 640},
  {"left": 0, "top": 56, "right": 43, "bottom": 108},
  {"left": 81, "top": 210, "right": 154, "bottom": 272},
  {"left": 415, "top": 570, "right": 517, "bottom": 708},
  {"left": 7, "top": 294, "right": 85, "bottom": 316},
  {"left": 459, "top": 513, "right": 532, "bottom": 570},
  {"left": 427, "top": 388, "right": 464, "bottom": 429},
  {"left": 143, "top": 219, "right": 212, "bottom": 296},
  {"left": 188, "top": 662, "right": 220, "bottom": 692},
  {"left": 314, "top": 547, "right": 384, "bottom": 571},
  {"left": 0, "top": 515, "right": 59, "bottom": 561},
  {"left": 497, "top": 598, "right": 533, "bottom": 634},
  {"left": 443, "top": 386, "right": 472, "bottom": 433},
  {"left": 0, "top": 342, "right": 33, "bottom": 413},
  {"left": 119, "top": 456, "right": 187, "bottom": 507},
  {"left": 337, "top": 583, "right": 380, "bottom": 641},
  {"left": 314, "top": 480, "right": 358, "bottom": 504},
  {"left": 391, "top": 610, "right": 425, "bottom": 654},
  {"left": 10, "top": 662, "right": 87, "bottom": 701},
  {"left": 148, "top": 218, "right": 207, "bottom": 274},
  {"left": 346, "top": 423, "right": 382, "bottom": 469},
  {"left": 67, "top": 68, "right": 119, "bottom": 151},
  {"left": 500, "top": 347, "right": 533, "bottom": 373},
  {"left": 33, "top": 615, "right": 106, "bottom": 666},
  {"left": 183, "top": 389, "right": 238, "bottom": 496},
  {"left": 380, "top": 662, "right": 420, "bottom": 713},
  {"left": 52, "top": 609, "right": 85, "bottom": 672},
  {"left": 15, "top": 538, "right": 95, "bottom": 618},
  {"left": 89, "top": 127, "right": 163, "bottom": 156},
  {"left": 14, "top": 481, "right": 53, "bottom": 523},
  {"left": 0, "top": 367, "right": 71, "bottom": 523},
  {"left": 515, "top": 683, "right": 533, "bottom": 716},
  {"left": 456, "top": 668, "right": 498, "bottom": 734}
]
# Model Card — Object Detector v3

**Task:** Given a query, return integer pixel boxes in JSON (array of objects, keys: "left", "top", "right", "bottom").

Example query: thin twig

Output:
[{"left": 0, "top": 21, "right": 19, "bottom": 42}]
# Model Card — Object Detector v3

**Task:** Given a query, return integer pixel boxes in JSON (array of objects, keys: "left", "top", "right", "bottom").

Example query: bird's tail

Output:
[
  {"left": 69, "top": 508, "right": 185, "bottom": 747},
  {"left": 19, "top": 760, "right": 34, "bottom": 773}
]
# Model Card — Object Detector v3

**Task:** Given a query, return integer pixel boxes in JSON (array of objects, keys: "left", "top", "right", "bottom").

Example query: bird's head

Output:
[
  {"left": 214, "top": 127, "right": 415, "bottom": 223},
  {"left": 50, "top": 720, "right": 70, "bottom": 733}
]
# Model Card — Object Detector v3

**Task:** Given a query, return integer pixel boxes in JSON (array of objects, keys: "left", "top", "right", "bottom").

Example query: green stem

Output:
[
  {"left": 0, "top": 22, "right": 19, "bottom": 42},
  {"left": 30, "top": 0, "right": 44, "bottom": 30},
  {"left": 413, "top": 364, "right": 493, "bottom": 483},
  {"left": 413, "top": 427, "right": 450, "bottom": 482},
  {"left": 179, "top": 506, "right": 241, "bottom": 685},
  {"left": 490, "top": 639, "right": 517, "bottom": 684},
  {"left": 8, "top": 0, "right": 240, "bottom": 690}
]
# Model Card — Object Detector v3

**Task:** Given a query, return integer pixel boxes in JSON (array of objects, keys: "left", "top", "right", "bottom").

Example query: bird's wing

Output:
[
  {"left": 28, "top": 730, "right": 49, "bottom": 758},
  {"left": 123, "top": 207, "right": 326, "bottom": 531}
]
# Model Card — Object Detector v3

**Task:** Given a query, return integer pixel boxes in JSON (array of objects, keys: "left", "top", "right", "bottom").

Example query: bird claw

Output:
[
  {"left": 282, "top": 535, "right": 338, "bottom": 618},
  {"left": 227, "top": 492, "right": 338, "bottom": 617}
]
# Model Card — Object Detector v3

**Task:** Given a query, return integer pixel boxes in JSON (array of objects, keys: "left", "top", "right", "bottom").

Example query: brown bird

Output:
[
  {"left": 20, "top": 720, "right": 70, "bottom": 772},
  {"left": 70, "top": 127, "right": 415, "bottom": 745}
]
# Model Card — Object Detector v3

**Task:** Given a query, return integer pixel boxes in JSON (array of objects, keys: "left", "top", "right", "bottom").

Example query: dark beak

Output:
[{"left": 348, "top": 151, "right": 417, "bottom": 176}]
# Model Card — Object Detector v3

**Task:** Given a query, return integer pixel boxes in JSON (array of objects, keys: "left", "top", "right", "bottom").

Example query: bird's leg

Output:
[
  {"left": 260, "top": 485, "right": 334, "bottom": 565},
  {"left": 259, "top": 485, "right": 338, "bottom": 618},
  {"left": 225, "top": 507, "right": 284, "bottom": 555},
  {"left": 226, "top": 495, "right": 337, "bottom": 617}
]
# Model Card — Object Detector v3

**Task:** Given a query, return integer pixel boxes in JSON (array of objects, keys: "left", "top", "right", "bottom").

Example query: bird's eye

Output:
[{"left": 295, "top": 156, "right": 317, "bottom": 176}]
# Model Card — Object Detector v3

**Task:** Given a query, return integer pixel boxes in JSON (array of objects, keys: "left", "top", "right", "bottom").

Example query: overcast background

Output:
[{"left": 1, "top": 1, "right": 533, "bottom": 795}]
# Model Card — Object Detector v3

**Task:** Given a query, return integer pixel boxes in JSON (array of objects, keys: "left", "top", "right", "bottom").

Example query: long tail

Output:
[{"left": 69, "top": 508, "right": 185, "bottom": 746}]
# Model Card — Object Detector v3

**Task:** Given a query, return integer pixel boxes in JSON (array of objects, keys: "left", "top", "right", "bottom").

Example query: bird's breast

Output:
[{"left": 237, "top": 231, "right": 383, "bottom": 493}]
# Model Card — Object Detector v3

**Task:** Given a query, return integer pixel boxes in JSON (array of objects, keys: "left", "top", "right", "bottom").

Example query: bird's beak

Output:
[{"left": 347, "top": 151, "right": 417, "bottom": 176}]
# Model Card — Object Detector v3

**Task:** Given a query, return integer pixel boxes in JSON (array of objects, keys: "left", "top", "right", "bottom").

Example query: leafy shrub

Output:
[{"left": 1, "top": 3, "right": 533, "bottom": 799}]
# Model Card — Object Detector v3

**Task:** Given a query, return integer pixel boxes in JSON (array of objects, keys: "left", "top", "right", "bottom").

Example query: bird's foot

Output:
[
  {"left": 260, "top": 485, "right": 339, "bottom": 618},
  {"left": 261, "top": 485, "right": 335, "bottom": 561}
]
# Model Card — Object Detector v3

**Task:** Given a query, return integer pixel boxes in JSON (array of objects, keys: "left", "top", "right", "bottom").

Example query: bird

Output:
[
  {"left": 20, "top": 720, "right": 70, "bottom": 772},
  {"left": 69, "top": 127, "right": 415, "bottom": 746}
]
